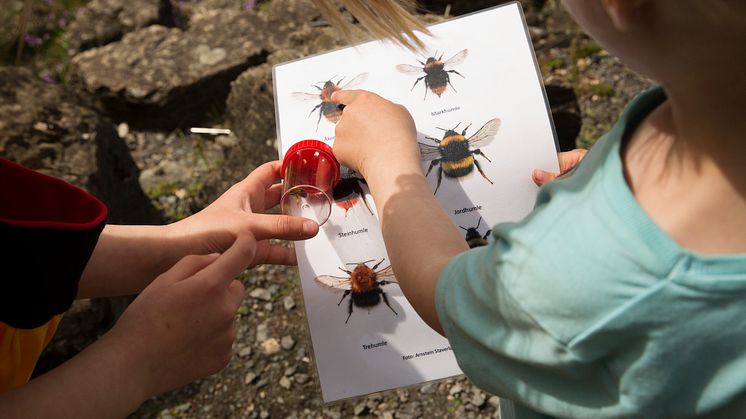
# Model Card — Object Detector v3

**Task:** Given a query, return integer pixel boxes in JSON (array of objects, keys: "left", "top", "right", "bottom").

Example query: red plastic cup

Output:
[{"left": 281, "top": 140, "right": 340, "bottom": 226}]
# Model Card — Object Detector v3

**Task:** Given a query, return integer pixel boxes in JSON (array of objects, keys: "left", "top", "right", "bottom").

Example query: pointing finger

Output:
[
  {"left": 157, "top": 253, "right": 220, "bottom": 284},
  {"left": 330, "top": 89, "right": 366, "bottom": 104},
  {"left": 254, "top": 244, "right": 298, "bottom": 266},
  {"left": 250, "top": 213, "right": 319, "bottom": 242},
  {"left": 195, "top": 234, "right": 257, "bottom": 286}
]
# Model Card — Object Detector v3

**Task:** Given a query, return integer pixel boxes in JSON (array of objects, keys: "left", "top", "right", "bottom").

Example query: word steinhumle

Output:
[{"left": 338, "top": 228, "right": 368, "bottom": 238}]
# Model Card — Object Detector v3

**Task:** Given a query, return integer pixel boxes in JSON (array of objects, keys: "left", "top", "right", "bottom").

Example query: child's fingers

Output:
[
  {"left": 558, "top": 149, "right": 587, "bottom": 172},
  {"left": 194, "top": 234, "right": 256, "bottom": 287},
  {"left": 329, "top": 89, "right": 358, "bottom": 104},
  {"left": 264, "top": 183, "right": 284, "bottom": 211},
  {"left": 227, "top": 279, "right": 246, "bottom": 311},
  {"left": 235, "top": 161, "right": 283, "bottom": 200},
  {"left": 250, "top": 213, "right": 319, "bottom": 241},
  {"left": 258, "top": 244, "right": 298, "bottom": 266},
  {"left": 158, "top": 253, "right": 220, "bottom": 284},
  {"left": 331, "top": 89, "right": 379, "bottom": 105},
  {"left": 532, "top": 169, "right": 558, "bottom": 187}
]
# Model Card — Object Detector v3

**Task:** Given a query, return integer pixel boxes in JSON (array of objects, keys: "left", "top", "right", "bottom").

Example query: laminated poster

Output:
[{"left": 272, "top": 2, "right": 559, "bottom": 403}]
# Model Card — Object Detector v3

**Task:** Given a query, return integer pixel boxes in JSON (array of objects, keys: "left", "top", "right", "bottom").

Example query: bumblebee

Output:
[
  {"left": 291, "top": 73, "right": 368, "bottom": 130},
  {"left": 396, "top": 49, "right": 468, "bottom": 99},
  {"left": 333, "top": 166, "right": 373, "bottom": 217},
  {"left": 315, "top": 258, "right": 398, "bottom": 324},
  {"left": 419, "top": 118, "right": 501, "bottom": 194},
  {"left": 460, "top": 217, "right": 491, "bottom": 248}
]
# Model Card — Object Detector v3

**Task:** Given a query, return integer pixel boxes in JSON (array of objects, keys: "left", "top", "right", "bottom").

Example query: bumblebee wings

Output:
[
  {"left": 417, "top": 141, "right": 442, "bottom": 162},
  {"left": 315, "top": 274, "right": 352, "bottom": 291},
  {"left": 396, "top": 64, "right": 424, "bottom": 75},
  {"left": 467, "top": 118, "right": 501, "bottom": 149},
  {"left": 374, "top": 265, "right": 397, "bottom": 283},
  {"left": 340, "top": 72, "right": 369, "bottom": 90},
  {"left": 443, "top": 49, "right": 468, "bottom": 69},
  {"left": 291, "top": 91, "right": 321, "bottom": 101}
]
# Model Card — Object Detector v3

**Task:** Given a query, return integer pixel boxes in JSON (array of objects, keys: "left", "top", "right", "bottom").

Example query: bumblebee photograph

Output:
[
  {"left": 419, "top": 118, "right": 501, "bottom": 194},
  {"left": 291, "top": 73, "right": 368, "bottom": 130},
  {"left": 460, "top": 217, "right": 492, "bottom": 248},
  {"left": 314, "top": 258, "right": 398, "bottom": 324},
  {"left": 396, "top": 49, "right": 468, "bottom": 99},
  {"left": 333, "top": 166, "right": 373, "bottom": 217}
]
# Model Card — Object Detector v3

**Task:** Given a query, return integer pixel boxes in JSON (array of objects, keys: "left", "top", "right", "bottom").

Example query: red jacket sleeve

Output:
[{"left": 0, "top": 158, "right": 107, "bottom": 329}]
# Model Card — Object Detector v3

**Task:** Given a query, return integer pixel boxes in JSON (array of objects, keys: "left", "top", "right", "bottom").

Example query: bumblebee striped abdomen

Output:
[{"left": 439, "top": 135, "right": 474, "bottom": 178}]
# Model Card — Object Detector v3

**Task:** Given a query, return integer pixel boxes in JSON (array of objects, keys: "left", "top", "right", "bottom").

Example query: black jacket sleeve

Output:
[{"left": 0, "top": 158, "right": 107, "bottom": 329}]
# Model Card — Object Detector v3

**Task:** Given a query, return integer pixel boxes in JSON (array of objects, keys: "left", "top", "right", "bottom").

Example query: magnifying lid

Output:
[{"left": 280, "top": 140, "right": 340, "bottom": 226}]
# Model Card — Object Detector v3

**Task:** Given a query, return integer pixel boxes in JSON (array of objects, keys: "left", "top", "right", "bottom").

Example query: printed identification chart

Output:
[{"left": 273, "top": 2, "right": 559, "bottom": 403}]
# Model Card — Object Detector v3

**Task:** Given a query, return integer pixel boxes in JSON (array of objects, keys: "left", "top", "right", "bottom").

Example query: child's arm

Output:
[
  {"left": 0, "top": 236, "right": 252, "bottom": 418},
  {"left": 332, "top": 90, "right": 469, "bottom": 334},
  {"left": 77, "top": 161, "right": 319, "bottom": 298}
]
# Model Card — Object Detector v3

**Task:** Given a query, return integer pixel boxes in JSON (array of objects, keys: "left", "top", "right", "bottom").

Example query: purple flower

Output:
[
  {"left": 23, "top": 34, "right": 44, "bottom": 47},
  {"left": 40, "top": 71, "right": 55, "bottom": 84}
]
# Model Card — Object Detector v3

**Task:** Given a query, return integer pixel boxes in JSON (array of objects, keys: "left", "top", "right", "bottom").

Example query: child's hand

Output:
[
  {"left": 168, "top": 160, "right": 319, "bottom": 266},
  {"left": 532, "top": 148, "right": 587, "bottom": 186},
  {"left": 103, "top": 235, "right": 252, "bottom": 396},
  {"left": 331, "top": 90, "right": 421, "bottom": 180}
]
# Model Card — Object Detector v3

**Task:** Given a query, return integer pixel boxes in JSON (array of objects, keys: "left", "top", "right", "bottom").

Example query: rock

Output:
[
  {"left": 449, "top": 383, "right": 464, "bottom": 396},
  {"left": 250, "top": 287, "right": 272, "bottom": 301},
  {"left": 279, "top": 376, "right": 292, "bottom": 389},
  {"left": 293, "top": 373, "right": 309, "bottom": 384},
  {"left": 0, "top": 67, "right": 161, "bottom": 226},
  {"left": 353, "top": 402, "right": 367, "bottom": 416},
  {"left": 488, "top": 396, "right": 501, "bottom": 409},
  {"left": 261, "top": 338, "right": 281, "bottom": 355},
  {"left": 256, "top": 322, "right": 269, "bottom": 341},
  {"left": 419, "top": 383, "right": 437, "bottom": 394},
  {"left": 282, "top": 296, "right": 296, "bottom": 311},
  {"left": 117, "top": 122, "right": 129, "bottom": 138},
  {"left": 244, "top": 372, "right": 258, "bottom": 384},
  {"left": 471, "top": 392, "right": 486, "bottom": 408},
  {"left": 280, "top": 335, "right": 295, "bottom": 350},
  {"left": 71, "top": 0, "right": 320, "bottom": 130},
  {"left": 66, "top": 0, "right": 164, "bottom": 53},
  {"left": 237, "top": 345, "right": 252, "bottom": 358},
  {"left": 226, "top": 26, "right": 347, "bottom": 144}
]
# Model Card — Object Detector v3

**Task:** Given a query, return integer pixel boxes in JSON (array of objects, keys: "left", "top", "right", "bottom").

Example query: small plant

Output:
[{"left": 2, "top": 0, "right": 88, "bottom": 82}]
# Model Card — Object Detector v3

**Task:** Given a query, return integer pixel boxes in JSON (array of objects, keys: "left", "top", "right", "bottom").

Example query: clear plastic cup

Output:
[{"left": 281, "top": 140, "right": 340, "bottom": 226}]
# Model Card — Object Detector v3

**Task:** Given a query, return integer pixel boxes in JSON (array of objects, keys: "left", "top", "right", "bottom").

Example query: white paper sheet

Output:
[{"left": 272, "top": 1, "right": 559, "bottom": 403}]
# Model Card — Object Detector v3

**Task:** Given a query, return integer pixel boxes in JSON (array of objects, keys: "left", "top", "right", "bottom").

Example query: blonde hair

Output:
[{"left": 311, "top": 0, "right": 429, "bottom": 50}]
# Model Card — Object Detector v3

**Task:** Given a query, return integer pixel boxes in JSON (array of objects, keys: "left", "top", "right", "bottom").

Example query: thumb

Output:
[{"left": 532, "top": 169, "right": 557, "bottom": 187}]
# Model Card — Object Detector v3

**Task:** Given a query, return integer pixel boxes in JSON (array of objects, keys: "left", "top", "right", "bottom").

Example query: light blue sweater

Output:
[{"left": 436, "top": 88, "right": 746, "bottom": 419}]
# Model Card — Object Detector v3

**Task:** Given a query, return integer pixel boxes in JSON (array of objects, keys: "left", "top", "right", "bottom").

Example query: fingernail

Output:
[
  {"left": 531, "top": 169, "right": 545, "bottom": 183},
  {"left": 303, "top": 220, "right": 318, "bottom": 236}
]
